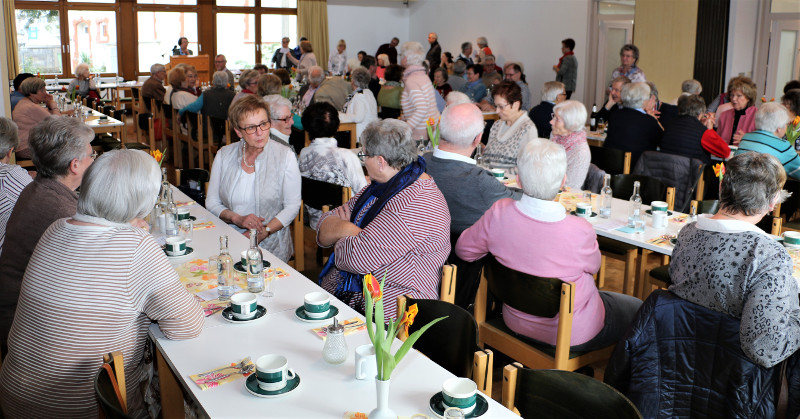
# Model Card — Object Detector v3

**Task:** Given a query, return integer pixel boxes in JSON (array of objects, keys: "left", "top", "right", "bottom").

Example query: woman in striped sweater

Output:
[
  {"left": 399, "top": 41, "right": 440, "bottom": 140},
  {"left": 0, "top": 149, "right": 205, "bottom": 418}
]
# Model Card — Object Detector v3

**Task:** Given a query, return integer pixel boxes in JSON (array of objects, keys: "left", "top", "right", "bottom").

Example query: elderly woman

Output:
[
  {"left": 782, "top": 88, "right": 800, "bottom": 142},
  {"left": 207, "top": 95, "right": 300, "bottom": 262},
  {"left": 0, "top": 117, "right": 94, "bottom": 357},
  {"left": 11, "top": 77, "right": 61, "bottom": 159},
  {"left": 271, "top": 37, "right": 293, "bottom": 71},
  {"left": 462, "top": 64, "right": 485, "bottom": 103},
  {"left": 257, "top": 73, "right": 283, "bottom": 98},
  {"left": 550, "top": 100, "right": 590, "bottom": 189},
  {"left": 530, "top": 81, "right": 566, "bottom": 138},
  {"left": 328, "top": 39, "right": 348, "bottom": 76},
  {"left": 734, "top": 102, "right": 798, "bottom": 179},
  {"left": 399, "top": 41, "right": 440, "bottom": 140},
  {"left": 300, "top": 102, "right": 367, "bottom": 229},
  {"left": 376, "top": 53, "right": 390, "bottom": 79},
  {"left": 287, "top": 40, "right": 317, "bottom": 83},
  {"left": 179, "top": 70, "right": 235, "bottom": 121},
  {"left": 377, "top": 64, "right": 404, "bottom": 119},
  {"left": 0, "top": 118, "right": 33, "bottom": 253},
  {"left": 164, "top": 67, "right": 197, "bottom": 110},
  {"left": 233, "top": 69, "right": 260, "bottom": 102},
  {"left": 482, "top": 80, "right": 537, "bottom": 168},
  {"left": 611, "top": 44, "right": 645, "bottom": 83},
  {"left": 67, "top": 63, "right": 98, "bottom": 99},
  {"left": 182, "top": 64, "right": 201, "bottom": 96},
  {"left": 661, "top": 94, "right": 730, "bottom": 164},
  {"left": 669, "top": 152, "right": 800, "bottom": 367},
  {"left": 475, "top": 36, "right": 492, "bottom": 64},
  {"left": 263, "top": 94, "right": 296, "bottom": 151},
  {"left": 339, "top": 67, "right": 379, "bottom": 141},
  {"left": 0, "top": 149, "right": 204, "bottom": 418},
  {"left": 457, "top": 138, "right": 641, "bottom": 349},
  {"left": 716, "top": 76, "right": 757, "bottom": 145},
  {"left": 604, "top": 82, "right": 662, "bottom": 168},
  {"left": 317, "top": 119, "right": 450, "bottom": 318},
  {"left": 433, "top": 67, "right": 452, "bottom": 100}
]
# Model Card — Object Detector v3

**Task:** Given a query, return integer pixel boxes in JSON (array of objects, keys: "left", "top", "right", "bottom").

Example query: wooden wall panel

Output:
[{"left": 693, "top": 0, "right": 730, "bottom": 105}]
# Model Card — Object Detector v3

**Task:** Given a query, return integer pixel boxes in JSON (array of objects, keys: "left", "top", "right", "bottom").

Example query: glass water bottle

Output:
[
  {"left": 217, "top": 236, "right": 235, "bottom": 301},
  {"left": 246, "top": 229, "right": 264, "bottom": 293},
  {"left": 599, "top": 174, "right": 613, "bottom": 218},
  {"left": 627, "top": 181, "right": 642, "bottom": 229}
]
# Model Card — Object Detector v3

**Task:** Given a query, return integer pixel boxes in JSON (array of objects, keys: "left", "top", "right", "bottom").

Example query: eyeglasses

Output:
[
  {"left": 550, "top": 113, "right": 563, "bottom": 122},
  {"left": 357, "top": 150, "right": 372, "bottom": 162},
  {"left": 89, "top": 150, "right": 98, "bottom": 160},
  {"left": 495, "top": 102, "right": 512, "bottom": 110},
  {"left": 273, "top": 116, "right": 293, "bottom": 124},
  {"left": 241, "top": 121, "right": 270, "bottom": 134}
]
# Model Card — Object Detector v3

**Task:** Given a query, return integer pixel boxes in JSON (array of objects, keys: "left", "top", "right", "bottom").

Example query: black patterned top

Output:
[{"left": 669, "top": 216, "right": 800, "bottom": 368}]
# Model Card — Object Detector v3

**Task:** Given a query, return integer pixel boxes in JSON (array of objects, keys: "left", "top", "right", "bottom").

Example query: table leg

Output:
[
  {"left": 636, "top": 248, "right": 652, "bottom": 300},
  {"left": 156, "top": 346, "right": 184, "bottom": 419}
]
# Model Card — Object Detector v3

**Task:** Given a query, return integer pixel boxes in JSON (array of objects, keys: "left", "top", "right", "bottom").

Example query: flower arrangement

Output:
[
  {"left": 787, "top": 116, "right": 800, "bottom": 145},
  {"left": 149, "top": 148, "right": 167, "bottom": 166},
  {"left": 363, "top": 272, "right": 446, "bottom": 381},
  {"left": 426, "top": 117, "right": 440, "bottom": 148},
  {"left": 713, "top": 162, "right": 725, "bottom": 182}
]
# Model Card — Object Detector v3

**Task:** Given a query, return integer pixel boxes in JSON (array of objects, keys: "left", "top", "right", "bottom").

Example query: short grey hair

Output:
[
  {"left": 446, "top": 91, "right": 471, "bottom": 107},
  {"left": 553, "top": 100, "right": 588, "bottom": 132},
  {"left": 400, "top": 42, "right": 425, "bottom": 66},
  {"left": 677, "top": 94, "right": 706, "bottom": 117},
  {"left": 239, "top": 70, "right": 259, "bottom": 89},
  {"left": 362, "top": 119, "right": 416, "bottom": 170},
  {"left": 263, "top": 94, "right": 292, "bottom": 120},
  {"left": 477, "top": 37, "right": 488, "bottom": 47},
  {"left": 351, "top": 67, "right": 372, "bottom": 90},
  {"left": 77, "top": 149, "right": 161, "bottom": 223},
  {"left": 621, "top": 82, "right": 650, "bottom": 109},
  {"left": 755, "top": 102, "right": 791, "bottom": 134},
  {"left": 541, "top": 81, "right": 566, "bottom": 102},
  {"left": 440, "top": 103, "right": 483, "bottom": 147},
  {"left": 461, "top": 42, "right": 472, "bottom": 52},
  {"left": 150, "top": 63, "right": 165, "bottom": 74},
  {"left": 74, "top": 63, "right": 90, "bottom": 78},
  {"left": 20, "top": 77, "right": 45, "bottom": 96},
  {"left": 29, "top": 116, "right": 93, "bottom": 179},
  {"left": 517, "top": 138, "right": 567, "bottom": 200},
  {"left": 433, "top": 67, "right": 448, "bottom": 82},
  {"left": 681, "top": 79, "right": 702, "bottom": 95},
  {"left": 212, "top": 70, "right": 229, "bottom": 88},
  {"left": 308, "top": 66, "right": 326, "bottom": 85},
  {"left": 720, "top": 152, "right": 786, "bottom": 217},
  {"left": 645, "top": 81, "right": 659, "bottom": 102},
  {"left": 0, "top": 118, "right": 20, "bottom": 156},
  {"left": 453, "top": 60, "right": 466, "bottom": 75}
]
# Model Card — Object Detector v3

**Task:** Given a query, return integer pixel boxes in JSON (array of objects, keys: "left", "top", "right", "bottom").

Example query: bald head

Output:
[
  {"left": 428, "top": 33, "right": 438, "bottom": 44},
  {"left": 308, "top": 66, "right": 325, "bottom": 86},
  {"left": 440, "top": 103, "right": 484, "bottom": 149}
]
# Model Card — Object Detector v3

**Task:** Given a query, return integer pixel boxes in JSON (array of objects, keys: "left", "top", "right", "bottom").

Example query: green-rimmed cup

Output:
[
  {"left": 165, "top": 237, "right": 187, "bottom": 256},
  {"left": 255, "top": 354, "right": 296, "bottom": 391},
  {"left": 442, "top": 377, "right": 478, "bottom": 414},
  {"left": 784, "top": 231, "right": 800, "bottom": 246},
  {"left": 304, "top": 292, "right": 330, "bottom": 319},
  {"left": 177, "top": 208, "right": 191, "bottom": 220},
  {"left": 651, "top": 201, "right": 669, "bottom": 213},
  {"left": 230, "top": 292, "right": 258, "bottom": 320}
]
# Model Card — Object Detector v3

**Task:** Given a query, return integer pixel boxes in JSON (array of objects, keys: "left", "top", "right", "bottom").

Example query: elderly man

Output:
[
  {"left": 361, "top": 55, "right": 381, "bottom": 100},
  {"left": 611, "top": 44, "right": 646, "bottom": 83},
  {"left": 529, "top": 81, "right": 566, "bottom": 138},
  {"left": 645, "top": 81, "right": 677, "bottom": 127},
  {"left": 448, "top": 61, "right": 467, "bottom": 93},
  {"left": 425, "top": 103, "right": 521, "bottom": 307},
  {"left": 597, "top": 75, "right": 630, "bottom": 122},
  {"left": 272, "top": 37, "right": 294, "bottom": 71},
  {"left": 479, "top": 62, "right": 531, "bottom": 112},
  {"left": 306, "top": 66, "right": 352, "bottom": 111},
  {"left": 142, "top": 63, "right": 166, "bottom": 110},
  {"left": 457, "top": 42, "right": 474, "bottom": 65},
  {"left": 376, "top": 37, "right": 399, "bottom": 65},
  {"left": 482, "top": 55, "right": 503, "bottom": 88},
  {"left": 604, "top": 82, "right": 662, "bottom": 167},
  {"left": 426, "top": 32, "right": 442, "bottom": 76},
  {"left": 400, "top": 42, "right": 440, "bottom": 139},
  {"left": 214, "top": 54, "right": 236, "bottom": 90},
  {"left": 735, "top": 102, "right": 799, "bottom": 179},
  {"left": 263, "top": 95, "right": 297, "bottom": 154},
  {"left": 462, "top": 64, "right": 486, "bottom": 103},
  {"left": 0, "top": 116, "right": 95, "bottom": 357},
  {"left": 298, "top": 66, "right": 325, "bottom": 107}
]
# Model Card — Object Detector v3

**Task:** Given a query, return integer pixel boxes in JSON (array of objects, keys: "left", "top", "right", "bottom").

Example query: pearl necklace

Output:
[{"left": 241, "top": 142, "right": 255, "bottom": 168}]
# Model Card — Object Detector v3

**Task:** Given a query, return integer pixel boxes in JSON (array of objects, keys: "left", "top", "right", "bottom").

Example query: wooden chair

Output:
[
  {"left": 396, "top": 294, "right": 493, "bottom": 396},
  {"left": 589, "top": 145, "right": 631, "bottom": 175},
  {"left": 94, "top": 351, "right": 131, "bottom": 419},
  {"left": 130, "top": 87, "right": 142, "bottom": 133},
  {"left": 136, "top": 112, "right": 157, "bottom": 152},
  {"left": 206, "top": 115, "right": 233, "bottom": 167},
  {"left": 304, "top": 122, "right": 359, "bottom": 148},
  {"left": 184, "top": 111, "right": 208, "bottom": 169},
  {"left": 175, "top": 168, "right": 210, "bottom": 206},
  {"left": 440, "top": 264, "right": 456, "bottom": 304},
  {"left": 474, "top": 256, "right": 615, "bottom": 377},
  {"left": 164, "top": 103, "right": 183, "bottom": 168},
  {"left": 502, "top": 363, "right": 642, "bottom": 418},
  {"left": 288, "top": 203, "right": 305, "bottom": 272},
  {"left": 300, "top": 177, "right": 353, "bottom": 267}
]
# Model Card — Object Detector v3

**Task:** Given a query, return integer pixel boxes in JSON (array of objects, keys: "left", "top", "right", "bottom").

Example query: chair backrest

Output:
[
  {"left": 206, "top": 115, "right": 231, "bottom": 148},
  {"left": 185, "top": 111, "right": 202, "bottom": 141},
  {"left": 611, "top": 174, "right": 672, "bottom": 208},
  {"left": 503, "top": 363, "right": 642, "bottom": 418},
  {"left": 633, "top": 150, "right": 705, "bottom": 213},
  {"left": 301, "top": 177, "right": 350, "bottom": 211},
  {"left": 483, "top": 256, "right": 563, "bottom": 318},
  {"left": 690, "top": 199, "right": 719, "bottom": 215},
  {"left": 102, "top": 105, "right": 115, "bottom": 116},
  {"left": 94, "top": 351, "right": 130, "bottom": 419},
  {"left": 589, "top": 145, "right": 632, "bottom": 175},
  {"left": 398, "top": 296, "right": 479, "bottom": 379}
]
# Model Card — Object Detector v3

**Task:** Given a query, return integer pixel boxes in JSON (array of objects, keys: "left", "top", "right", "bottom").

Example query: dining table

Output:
[
  {"left": 150, "top": 186, "right": 518, "bottom": 418},
  {"left": 82, "top": 107, "right": 125, "bottom": 141}
]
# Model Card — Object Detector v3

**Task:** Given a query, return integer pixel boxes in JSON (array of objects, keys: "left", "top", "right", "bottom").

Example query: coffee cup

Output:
[
  {"left": 230, "top": 292, "right": 258, "bottom": 320},
  {"left": 490, "top": 168, "right": 505, "bottom": 179},
  {"left": 177, "top": 208, "right": 191, "bottom": 220},
  {"left": 304, "top": 292, "right": 330, "bottom": 319},
  {"left": 441, "top": 377, "right": 478, "bottom": 414},
  {"left": 651, "top": 201, "right": 669, "bottom": 213},
  {"left": 165, "top": 236, "right": 187, "bottom": 256},
  {"left": 784, "top": 231, "right": 800, "bottom": 246},
  {"left": 255, "top": 354, "right": 296, "bottom": 391},
  {"left": 575, "top": 202, "right": 592, "bottom": 218},
  {"left": 652, "top": 210, "right": 668, "bottom": 229},
  {"left": 241, "top": 251, "right": 248, "bottom": 267},
  {"left": 355, "top": 344, "right": 377, "bottom": 380}
]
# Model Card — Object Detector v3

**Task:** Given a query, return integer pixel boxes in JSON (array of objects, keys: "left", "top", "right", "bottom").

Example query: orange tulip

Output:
[
  {"left": 713, "top": 162, "right": 725, "bottom": 180},
  {"left": 401, "top": 303, "right": 419, "bottom": 334},
  {"left": 365, "top": 273, "right": 382, "bottom": 302}
]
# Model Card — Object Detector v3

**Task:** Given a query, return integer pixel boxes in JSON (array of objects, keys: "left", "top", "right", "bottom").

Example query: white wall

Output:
[
  {"left": 0, "top": 3, "right": 10, "bottom": 118},
  {"left": 327, "top": 0, "right": 410, "bottom": 63},
  {"left": 725, "top": 0, "right": 759, "bottom": 82}
]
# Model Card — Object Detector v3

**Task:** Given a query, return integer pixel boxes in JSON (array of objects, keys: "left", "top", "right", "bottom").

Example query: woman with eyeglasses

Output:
[
  {"left": 164, "top": 67, "right": 197, "bottom": 111},
  {"left": 232, "top": 70, "right": 260, "bottom": 103},
  {"left": 11, "top": 77, "right": 62, "bottom": 160},
  {"left": 206, "top": 95, "right": 301, "bottom": 262},
  {"left": 481, "top": 80, "right": 537, "bottom": 169},
  {"left": 549, "top": 100, "right": 590, "bottom": 189}
]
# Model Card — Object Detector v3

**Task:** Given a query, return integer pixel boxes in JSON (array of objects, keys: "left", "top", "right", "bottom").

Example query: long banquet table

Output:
[{"left": 151, "top": 187, "right": 517, "bottom": 418}]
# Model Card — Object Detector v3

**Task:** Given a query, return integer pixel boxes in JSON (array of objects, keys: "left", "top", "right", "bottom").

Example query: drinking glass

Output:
[
  {"left": 444, "top": 407, "right": 466, "bottom": 418},
  {"left": 262, "top": 269, "right": 276, "bottom": 297},
  {"left": 207, "top": 255, "right": 220, "bottom": 282},
  {"left": 178, "top": 219, "right": 193, "bottom": 242}
]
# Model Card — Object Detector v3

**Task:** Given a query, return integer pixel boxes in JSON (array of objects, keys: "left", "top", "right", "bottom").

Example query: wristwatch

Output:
[{"left": 265, "top": 225, "right": 272, "bottom": 235}]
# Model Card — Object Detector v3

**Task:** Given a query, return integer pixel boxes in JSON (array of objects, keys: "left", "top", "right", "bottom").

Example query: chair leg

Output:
[
  {"left": 636, "top": 249, "right": 652, "bottom": 299},
  {"left": 502, "top": 363, "right": 521, "bottom": 414},
  {"left": 597, "top": 255, "right": 607, "bottom": 289},
  {"left": 623, "top": 249, "right": 637, "bottom": 296}
]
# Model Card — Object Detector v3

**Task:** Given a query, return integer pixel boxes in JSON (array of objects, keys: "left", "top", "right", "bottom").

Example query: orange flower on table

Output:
[
  {"left": 401, "top": 303, "right": 418, "bottom": 334},
  {"left": 713, "top": 162, "right": 725, "bottom": 181},
  {"left": 365, "top": 273, "right": 382, "bottom": 302},
  {"left": 792, "top": 116, "right": 800, "bottom": 127}
]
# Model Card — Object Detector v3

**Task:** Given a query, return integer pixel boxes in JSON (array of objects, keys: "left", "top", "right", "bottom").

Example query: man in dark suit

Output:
[
  {"left": 605, "top": 82, "right": 663, "bottom": 168},
  {"left": 597, "top": 75, "right": 630, "bottom": 122},
  {"left": 375, "top": 37, "right": 399, "bottom": 65},
  {"left": 426, "top": 32, "right": 442, "bottom": 76}
]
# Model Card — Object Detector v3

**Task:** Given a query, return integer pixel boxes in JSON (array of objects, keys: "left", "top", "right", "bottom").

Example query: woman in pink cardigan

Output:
[
  {"left": 399, "top": 41, "right": 440, "bottom": 140},
  {"left": 456, "top": 138, "right": 641, "bottom": 351},
  {"left": 11, "top": 77, "right": 61, "bottom": 159},
  {"left": 715, "top": 77, "right": 757, "bottom": 145}
]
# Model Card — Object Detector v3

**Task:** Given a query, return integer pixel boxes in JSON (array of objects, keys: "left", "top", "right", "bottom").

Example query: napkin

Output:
[
  {"left": 671, "top": 214, "right": 689, "bottom": 224},
  {"left": 615, "top": 225, "right": 644, "bottom": 234},
  {"left": 193, "top": 221, "right": 215, "bottom": 230},
  {"left": 190, "top": 358, "right": 254, "bottom": 390},
  {"left": 344, "top": 413, "right": 429, "bottom": 419},
  {"left": 312, "top": 317, "right": 366, "bottom": 339},
  {"left": 176, "top": 201, "right": 196, "bottom": 207},
  {"left": 647, "top": 234, "right": 676, "bottom": 246}
]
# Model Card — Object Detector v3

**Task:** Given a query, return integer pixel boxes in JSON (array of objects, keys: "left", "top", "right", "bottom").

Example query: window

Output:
[
  {"left": 68, "top": 10, "right": 117, "bottom": 74},
  {"left": 137, "top": 11, "right": 198, "bottom": 72},
  {"left": 260, "top": 14, "right": 297, "bottom": 68},
  {"left": 16, "top": 9, "right": 62, "bottom": 74},
  {"left": 216, "top": 13, "right": 255, "bottom": 70},
  {"left": 137, "top": 0, "right": 197, "bottom": 6}
]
